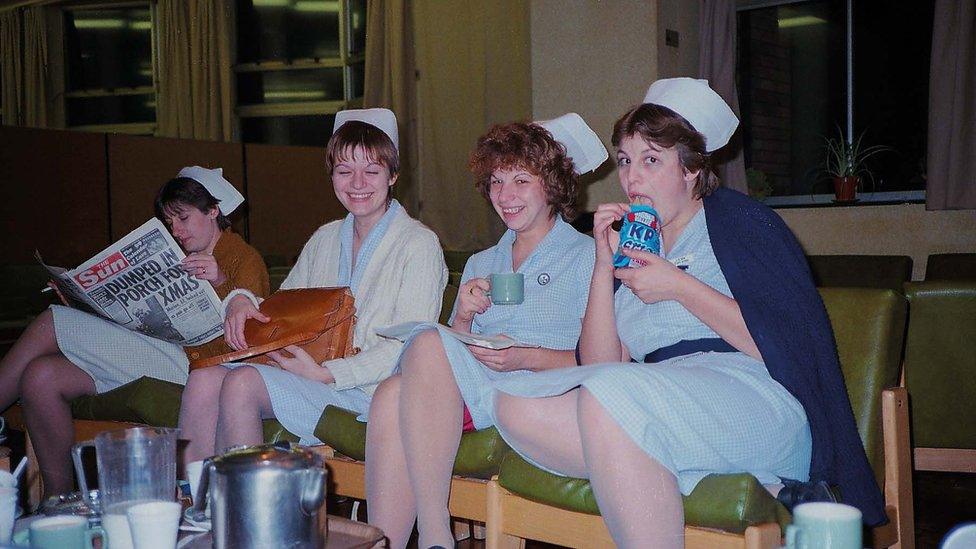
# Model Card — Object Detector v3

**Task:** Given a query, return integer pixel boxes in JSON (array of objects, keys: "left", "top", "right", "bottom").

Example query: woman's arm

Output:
[
  {"left": 616, "top": 248, "right": 761, "bottom": 361},
  {"left": 579, "top": 204, "right": 630, "bottom": 364},
  {"left": 326, "top": 234, "right": 449, "bottom": 389}
]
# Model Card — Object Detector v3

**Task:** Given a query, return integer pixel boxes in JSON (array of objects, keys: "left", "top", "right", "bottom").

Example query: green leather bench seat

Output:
[
  {"left": 496, "top": 288, "right": 906, "bottom": 534},
  {"left": 70, "top": 376, "right": 298, "bottom": 443},
  {"left": 319, "top": 405, "right": 512, "bottom": 479},
  {"left": 806, "top": 255, "right": 912, "bottom": 291},
  {"left": 498, "top": 453, "right": 790, "bottom": 534},
  {"left": 903, "top": 281, "right": 976, "bottom": 449}
]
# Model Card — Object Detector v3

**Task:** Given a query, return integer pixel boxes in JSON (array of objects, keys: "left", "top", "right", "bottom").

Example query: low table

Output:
[{"left": 178, "top": 514, "right": 385, "bottom": 548}]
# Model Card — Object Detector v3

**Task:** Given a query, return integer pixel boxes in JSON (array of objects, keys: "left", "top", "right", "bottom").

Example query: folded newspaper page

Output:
[
  {"left": 376, "top": 322, "right": 539, "bottom": 350},
  {"left": 36, "top": 218, "right": 224, "bottom": 346}
]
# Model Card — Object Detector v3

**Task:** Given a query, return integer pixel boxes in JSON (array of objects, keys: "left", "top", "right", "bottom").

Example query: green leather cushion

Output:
[
  {"left": 807, "top": 255, "right": 912, "bottom": 291},
  {"left": 318, "top": 405, "right": 512, "bottom": 479},
  {"left": 70, "top": 376, "right": 298, "bottom": 443},
  {"left": 498, "top": 453, "right": 790, "bottom": 534},
  {"left": 71, "top": 377, "right": 184, "bottom": 427},
  {"left": 904, "top": 281, "right": 976, "bottom": 448}
]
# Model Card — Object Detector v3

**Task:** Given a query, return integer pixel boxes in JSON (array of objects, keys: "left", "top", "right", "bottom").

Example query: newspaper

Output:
[
  {"left": 36, "top": 218, "right": 224, "bottom": 346},
  {"left": 376, "top": 322, "right": 539, "bottom": 350}
]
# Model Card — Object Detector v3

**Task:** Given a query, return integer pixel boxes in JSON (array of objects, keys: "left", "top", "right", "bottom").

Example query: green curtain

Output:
[
  {"left": 156, "top": 0, "right": 234, "bottom": 141},
  {"left": 0, "top": 9, "right": 23, "bottom": 126}
]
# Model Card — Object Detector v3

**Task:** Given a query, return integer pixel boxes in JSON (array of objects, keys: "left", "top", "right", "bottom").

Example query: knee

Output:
[
  {"left": 19, "top": 356, "right": 63, "bottom": 397},
  {"left": 400, "top": 330, "right": 442, "bottom": 368},
  {"left": 372, "top": 375, "right": 402, "bottom": 414},
  {"left": 183, "top": 367, "right": 226, "bottom": 402},
  {"left": 218, "top": 367, "right": 262, "bottom": 405}
]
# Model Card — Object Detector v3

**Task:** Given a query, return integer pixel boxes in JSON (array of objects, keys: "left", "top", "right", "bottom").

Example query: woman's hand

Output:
[
  {"left": 224, "top": 295, "right": 270, "bottom": 350},
  {"left": 183, "top": 253, "right": 228, "bottom": 287},
  {"left": 453, "top": 278, "right": 492, "bottom": 324},
  {"left": 592, "top": 203, "right": 629, "bottom": 269},
  {"left": 48, "top": 282, "right": 70, "bottom": 307},
  {"left": 267, "top": 345, "right": 335, "bottom": 383},
  {"left": 467, "top": 345, "right": 541, "bottom": 372},
  {"left": 614, "top": 248, "right": 690, "bottom": 304}
]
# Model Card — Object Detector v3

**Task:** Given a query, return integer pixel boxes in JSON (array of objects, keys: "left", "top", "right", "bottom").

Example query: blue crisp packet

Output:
[{"left": 613, "top": 204, "right": 661, "bottom": 268}]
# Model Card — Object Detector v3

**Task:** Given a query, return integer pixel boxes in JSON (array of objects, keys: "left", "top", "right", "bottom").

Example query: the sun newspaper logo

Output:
[{"left": 73, "top": 251, "right": 129, "bottom": 289}]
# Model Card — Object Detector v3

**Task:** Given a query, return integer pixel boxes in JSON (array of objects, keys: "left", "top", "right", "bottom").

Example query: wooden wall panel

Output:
[
  {"left": 107, "top": 134, "right": 245, "bottom": 241},
  {"left": 245, "top": 143, "right": 346, "bottom": 260},
  {"left": 0, "top": 125, "right": 109, "bottom": 265}
]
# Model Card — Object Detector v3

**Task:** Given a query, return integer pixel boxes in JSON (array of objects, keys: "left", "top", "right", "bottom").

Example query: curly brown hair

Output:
[
  {"left": 611, "top": 103, "right": 720, "bottom": 199},
  {"left": 468, "top": 122, "right": 580, "bottom": 221}
]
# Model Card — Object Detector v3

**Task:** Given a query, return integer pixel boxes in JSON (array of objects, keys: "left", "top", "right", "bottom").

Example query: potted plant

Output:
[{"left": 823, "top": 127, "right": 890, "bottom": 202}]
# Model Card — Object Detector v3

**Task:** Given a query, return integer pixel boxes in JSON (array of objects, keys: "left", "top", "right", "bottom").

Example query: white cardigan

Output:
[{"left": 225, "top": 209, "right": 448, "bottom": 395}]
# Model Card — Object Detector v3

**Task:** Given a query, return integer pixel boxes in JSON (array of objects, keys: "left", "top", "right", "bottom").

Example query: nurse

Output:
[
  {"left": 492, "top": 79, "right": 884, "bottom": 547},
  {"left": 366, "top": 114, "right": 607, "bottom": 549}
]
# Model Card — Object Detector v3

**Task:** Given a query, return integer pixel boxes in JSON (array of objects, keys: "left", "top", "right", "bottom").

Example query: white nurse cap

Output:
[
  {"left": 333, "top": 108, "right": 399, "bottom": 152},
  {"left": 177, "top": 166, "right": 244, "bottom": 216},
  {"left": 642, "top": 78, "right": 739, "bottom": 152},
  {"left": 536, "top": 113, "right": 608, "bottom": 175}
]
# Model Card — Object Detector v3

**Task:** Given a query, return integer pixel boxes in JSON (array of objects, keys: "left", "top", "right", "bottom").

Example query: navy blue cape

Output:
[{"left": 703, "top": 187, "right": 886, "bottom": 526}]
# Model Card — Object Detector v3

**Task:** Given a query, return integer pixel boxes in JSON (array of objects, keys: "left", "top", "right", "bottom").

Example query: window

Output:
[
  {"left": 236, "top": 0, "right": 367, "bottom": 146},
  {"left": 736, "top": 0, "right": 933, "bottom": 204},
  {"left": 63, "top": 4, "right": 156, "bottom": 134}
]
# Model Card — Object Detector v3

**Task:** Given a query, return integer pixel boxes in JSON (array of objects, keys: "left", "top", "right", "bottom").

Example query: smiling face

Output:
[
  {"left": 616, "top": 134, "right": 699, "bottom": 227},
  {"left": 488, "top": 166, "right": 554, "bottom": 236},
  {"left": 162, "top": 202, "right": 221, "bottom": 254},
  {"left": 331, "top": 145, "right": 397, "bottom": 226}
]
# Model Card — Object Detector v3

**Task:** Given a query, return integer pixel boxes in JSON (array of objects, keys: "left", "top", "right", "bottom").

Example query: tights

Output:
[
  {"left": 494, "top": 389, "right": 685, "bottom": 549},
  {"left": 0, "top": 309, "right": 97, "bottom": 497}
]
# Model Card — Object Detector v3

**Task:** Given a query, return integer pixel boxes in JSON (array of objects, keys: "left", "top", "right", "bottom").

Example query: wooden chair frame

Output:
[
  {"left": 486, "top": 388, "right": 915, "bottom": 549},
  {"left": 309, "top": 446, "right": 491, "bottom": 538}
]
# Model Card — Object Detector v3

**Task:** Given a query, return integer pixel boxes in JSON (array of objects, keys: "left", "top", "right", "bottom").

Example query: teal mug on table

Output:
[
  {"left": 784, "top": 502, "right": 862, "bottom": 549},
  {"left": 13, "top": 515, "right": 107, "bottom": 549},
  {"left": 489, "top": 273, "right": 524, "bottom": 305}
]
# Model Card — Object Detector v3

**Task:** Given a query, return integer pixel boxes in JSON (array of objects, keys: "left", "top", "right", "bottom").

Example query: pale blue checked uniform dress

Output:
[
  {"left": 389, "top": 216, "right": 594, "bottom": 430},
  {"left": 233, "top": 203, "right": 403, "bottom": 444},
  {"left": 494, "top": 207, "right": 812, "bottom": 493}
]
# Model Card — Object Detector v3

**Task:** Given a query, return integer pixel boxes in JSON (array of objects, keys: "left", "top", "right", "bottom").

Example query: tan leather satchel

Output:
[{"left": 189, "top": 287, "right": 357, "bottom": 370}]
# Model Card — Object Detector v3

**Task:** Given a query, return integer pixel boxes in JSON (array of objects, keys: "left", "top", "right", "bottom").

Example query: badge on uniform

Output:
[{"left": 537, "top": 273, "right": 550, "bottom": 286}]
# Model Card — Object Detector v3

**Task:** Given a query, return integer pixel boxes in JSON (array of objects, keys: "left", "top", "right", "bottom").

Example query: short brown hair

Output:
[
  {"left": 468, "top": 122, "right": 580, "bottom": 221},
  {"left": 326, "top": 120, "right": 399, "bottom": 177},
  {"left": 611, "top": 104, "right": 719, "bottom": 199},
  {"left": 154, "top": 177, "right": 231, "bottom": 230}
]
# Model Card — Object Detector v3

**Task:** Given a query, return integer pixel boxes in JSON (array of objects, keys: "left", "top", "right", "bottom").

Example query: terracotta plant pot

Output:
[{"left": 833, "top": 176, "right": 859, "bottom": 202}]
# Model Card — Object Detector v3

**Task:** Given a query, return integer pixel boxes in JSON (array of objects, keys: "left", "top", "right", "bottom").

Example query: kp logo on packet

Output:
[{"left": 612, "top": 204, "right": 661, "bottom": 268}]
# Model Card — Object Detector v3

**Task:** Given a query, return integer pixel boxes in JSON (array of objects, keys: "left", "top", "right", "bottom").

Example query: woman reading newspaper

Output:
[
  {"left": 365, "top": 114, "right": 606, "bottom": 549},
  {"left": 0, "top": 168, "right": 269, "bottom": 496},
  {"left": 178, "top": 109, "right": 448, "bottom": 466}
]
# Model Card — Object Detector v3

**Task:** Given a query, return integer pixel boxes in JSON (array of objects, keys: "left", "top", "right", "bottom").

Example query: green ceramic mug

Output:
[
  {"left": 489, "top": 273, "right": 524, "bottom": 305},
  {"left": 13, "top": 515, "right": 107, "bottom": 549},
  {"left": 784, "top": 502, "right": 862, "bottom": 549}
]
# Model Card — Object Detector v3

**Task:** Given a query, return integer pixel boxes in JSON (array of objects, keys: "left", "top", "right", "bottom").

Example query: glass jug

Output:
[{"left": 71, "top": 427, "right": 178, "bottom": 549}]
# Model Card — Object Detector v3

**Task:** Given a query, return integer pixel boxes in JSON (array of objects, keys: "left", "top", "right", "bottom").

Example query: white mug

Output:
[
  {"left": 784, "top": 502, "right": 862, "bottom": 549},
  {"left": 126, "top": 500, "right": 181, "bottom": 549}
]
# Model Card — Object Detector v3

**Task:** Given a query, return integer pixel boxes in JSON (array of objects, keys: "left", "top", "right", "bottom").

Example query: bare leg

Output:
[
  {"left": 178, "top": 366, "right": 231, "bottom": 464},
  {"left": 577, "top": 388, "right": 683, "bottom": 549},
  {"left": 19, "top": 355, "right": 96, "bottom": 497},
  {"left": 214, "top": 367, "right": 273, "bottom": 452},
  {"left": 0, "top": 309, "right": 60, "bottom": 410},
  {"left": 493, "top": 391, "right": 587, "bottom": 477},
  {"left": 365, "top": 375, "right": 416, "bottom": 549},
  {"left": 397, "top": 331, "right": 462, "bottom": 549}
]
